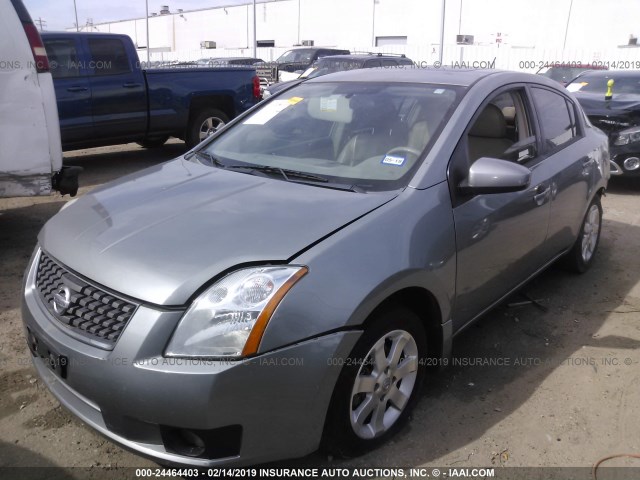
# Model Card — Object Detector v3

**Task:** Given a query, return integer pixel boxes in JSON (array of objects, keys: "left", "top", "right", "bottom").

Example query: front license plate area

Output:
[{"left": 26, "top": 327, "right": 68, "bottom": 379}]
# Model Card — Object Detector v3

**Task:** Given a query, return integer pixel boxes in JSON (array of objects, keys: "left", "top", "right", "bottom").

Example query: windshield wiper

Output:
[
  {"left": 185, "top": 158, "right": 364, "bottom": 192},
  {"left": 226, "top": 164, "right": 329, "bottom": 183},
  {"left": 184, "top": 150, "right": 226, "bottom": 168}
]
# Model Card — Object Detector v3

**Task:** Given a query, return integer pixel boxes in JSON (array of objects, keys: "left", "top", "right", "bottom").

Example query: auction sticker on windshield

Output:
[{"left": 244, "top": 99, "right": 297, "bottom": 125}]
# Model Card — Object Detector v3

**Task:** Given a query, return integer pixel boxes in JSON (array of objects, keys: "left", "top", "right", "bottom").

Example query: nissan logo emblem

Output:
[{"left": 52, "top": 286, "right": 72, "bottom": 315}]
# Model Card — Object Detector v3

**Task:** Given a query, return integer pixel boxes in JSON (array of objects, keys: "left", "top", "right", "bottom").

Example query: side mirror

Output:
[{"left": 459, "top": 157, "right": 531, "bottom": 194}]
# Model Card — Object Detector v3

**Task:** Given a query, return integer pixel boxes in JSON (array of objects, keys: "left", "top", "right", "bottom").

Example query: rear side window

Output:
[
  {"left": 531, "top": 87, "right": 577, "bottom": 150},
  {"left": 87, "top": 38, "right": 131, "bottom": 75},
  {"left": 381, "top": 59, "right": 397, "bottom": 67},
  {"left": 44, "top": 39, "right": 80, "bottom": 78},
  {"left": 364, "top": 60, "right": 382, "bottom": 68}
]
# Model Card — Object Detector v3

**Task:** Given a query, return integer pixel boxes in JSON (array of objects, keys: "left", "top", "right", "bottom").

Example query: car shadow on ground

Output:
[
  {"left": 64, "top": 142, "right": 188, "bottom": 190},
  {"left": 0, "top": 440, "right": 76, "bottom": 479},
  {"left": 0, "top": 201, "right": 65, "bottom": 316},
  {"left": 256, "top": 214, "right": 640, "bottom": 470}
]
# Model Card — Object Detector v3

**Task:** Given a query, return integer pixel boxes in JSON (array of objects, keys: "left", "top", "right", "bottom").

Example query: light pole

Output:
[
  {"left": 371, "top": 0, "right": 377, "bottom": 47},
  {"left": 252, "top": 0, "right": 257, "bottom": 58},
  {"left": 145, "top": 0, "right": 150, "bottom": 65},
  {"left": 297, "top": 0, "right": 301, "bottom": 45},
  {"left": 439, "top": 0, "right": 446, "bottom": 64},
  {"left": 563, "top": 0, "right": 574, "bottom": 51},
  {"left": 73, "top": 0, "right": 79, "bottom": 32}
]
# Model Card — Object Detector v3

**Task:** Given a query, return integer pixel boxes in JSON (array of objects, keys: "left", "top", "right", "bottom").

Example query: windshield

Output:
[
  {"left": 198, "top": 82, "right": 462, "bottom": 191},
  {"left": 303, "top": 59, "right": 365, "bottom": 79},
  {"left": 540, "top": 67, "right": 589, "bottom": 83},
  {"left": 571, "top": 74, "right": 640, "bottom": 94},
  {"left": 276, "top": 49, "right": 315, "bottom": 64}
]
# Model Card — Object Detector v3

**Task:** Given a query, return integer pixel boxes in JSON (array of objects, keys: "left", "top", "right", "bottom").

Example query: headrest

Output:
[{"left": 469, "top": 104, "right": 507, "bottom": 138}]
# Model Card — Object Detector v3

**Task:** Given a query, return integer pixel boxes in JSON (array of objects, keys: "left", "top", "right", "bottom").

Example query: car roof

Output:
[
  {"left": 316, "top": 54, "right": 410, "bottom": 61},
  {"left": 574, "top": 69, "right": 640, "bottom": 79},
  {"left": 41, "top": 31, "right": 129, "bottom": 37},
  {"left": 205, "top": 57, "right": 259, "bottom": 61},
  {"left": 546, "top": 63, "right": 607, "bottom": 69},
  {"left": 304, "top": 67, "right": 512, "bottom": 87},
  {"left": 283, "top": 47, "right": 348, "bottom": 51}
]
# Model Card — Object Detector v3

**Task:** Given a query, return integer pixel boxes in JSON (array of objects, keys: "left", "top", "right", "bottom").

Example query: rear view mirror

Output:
[{"left": 459, "top": 157, "right": 531, "bottom": 194}]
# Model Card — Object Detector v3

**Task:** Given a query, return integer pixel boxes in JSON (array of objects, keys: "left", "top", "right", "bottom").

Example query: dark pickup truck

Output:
[{"left": 42, "top": 32, "right": 261, "bottom": 150}]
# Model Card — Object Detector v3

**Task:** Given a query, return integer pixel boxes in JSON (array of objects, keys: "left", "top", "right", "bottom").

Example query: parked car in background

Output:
[
  {"left": 256, "top": 46, "right": 350, "bottom": 86},
  {"left": 568, "top": 69, "right": 640, "bottom": 176},
  {"left": 0, "top": 0, "right": 78, "bottom": 197},
  {"left": 537, "top": 63, "right": 608, "bottom": 85},
  {"left": 42, "top": 32, "right": 262, "bottom": 150},
  {"left": 23, "top": 68, "right": 608, "bottom": 467},
  {"left": 197, "top": 57, "right": 264, "bottom": 67},
  {"left": 263, "top": 52, "right": 414, "bottom": 98}
]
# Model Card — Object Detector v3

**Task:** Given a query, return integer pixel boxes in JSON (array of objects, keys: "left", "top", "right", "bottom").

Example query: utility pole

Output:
[
  {"left": 371, "top": 0, "right": 377, "bottom": 47},
  {"left": 439, "top": 0, "right": 446, "bottom": 64},
  {"left": 146, "top": 0, "right": 150, "bottom": 65},
  {"left": 73, "top": 0, "right": 79, "bottom": 32},
  {"left": 35, "top": 17, "right": 47, "bottom": 31},
  {"left": 563, "top": 0, "right": 574, "bottom": 51},
  {"left": 252, "top": 0, "right": 257, "bottom": 57}
]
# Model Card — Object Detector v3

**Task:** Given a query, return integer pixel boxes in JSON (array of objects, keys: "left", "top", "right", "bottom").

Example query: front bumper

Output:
[{"left": 22, "top": 249, "right": 360, "bottom": 466}]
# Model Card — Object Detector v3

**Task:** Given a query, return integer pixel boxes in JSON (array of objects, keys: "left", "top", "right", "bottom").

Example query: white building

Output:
[{"left": 80, "top": 0, "right": 640, "bottom": 68}]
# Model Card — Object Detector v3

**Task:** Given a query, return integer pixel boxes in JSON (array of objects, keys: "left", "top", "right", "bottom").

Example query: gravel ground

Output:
[{"left": 1, "top": 142, "right": 639, "bottom": 478}]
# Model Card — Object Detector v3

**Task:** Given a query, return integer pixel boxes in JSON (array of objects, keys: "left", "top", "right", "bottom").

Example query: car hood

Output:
[
  {"left": 39, "top": 159, "right": 396, "bottom": 306},
  {"left": 575, "top": 92, "right": 640, "bottom": 135}
]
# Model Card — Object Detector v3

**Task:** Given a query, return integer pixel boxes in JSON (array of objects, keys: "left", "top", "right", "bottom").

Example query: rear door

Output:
[
  {"left": 43, "top": 35, "right": 92, "bottom": 146},
  {"left": 528, "top": 86, "right": 593, "bottom": 260},
  {"left": 450, "top": 87, "right": 552, "bottom": 329},
  {"left": 85, "top": 35, "right": 147, "bottom": 139}
]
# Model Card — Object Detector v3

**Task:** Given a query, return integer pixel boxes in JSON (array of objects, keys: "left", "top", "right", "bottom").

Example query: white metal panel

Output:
[{"left": 0, "top": 0, "right": 60, "bottom": 197}]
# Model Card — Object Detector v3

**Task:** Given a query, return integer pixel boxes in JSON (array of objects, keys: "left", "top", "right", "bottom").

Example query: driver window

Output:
[{"left": 467, "top": 90, "right": 532, "bottom": 163}]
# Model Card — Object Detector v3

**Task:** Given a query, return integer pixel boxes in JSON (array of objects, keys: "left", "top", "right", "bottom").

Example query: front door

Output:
[
  {"left": 85, "top": 36, "right": 146, "bottom": 140},
  {"left": 450, "top": 87, "right": 552, "bottom": 329},
  {"left": 43, "top": 36, "right": 92, "bottom": 146}
]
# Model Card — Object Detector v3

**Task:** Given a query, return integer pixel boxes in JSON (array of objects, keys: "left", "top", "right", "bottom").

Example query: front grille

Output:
[{"left": 36, "top": 251, "right": 138, "bottom": 348}]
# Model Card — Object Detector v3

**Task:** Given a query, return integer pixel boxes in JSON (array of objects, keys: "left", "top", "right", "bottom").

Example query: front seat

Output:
[
  {"left": 337, "top": 97, "right": 406, "bottom": 165},
  {"left": 467, "top": 104, "right": 513, "bottom": 162}
]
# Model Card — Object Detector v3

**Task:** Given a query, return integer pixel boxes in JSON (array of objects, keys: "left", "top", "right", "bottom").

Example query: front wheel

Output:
[
  {"left": 322, "top": 306, "right": 427, "bottom": 457},
  {"left": 563, "top": 195, "right": 603, "bottom": 273},
  {"left": 186, "top": 108, "right": 229, "bottom": 148}
]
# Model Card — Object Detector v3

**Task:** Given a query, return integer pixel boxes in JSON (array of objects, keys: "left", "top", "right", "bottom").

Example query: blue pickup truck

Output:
[{"left": 41, "top": 32, "right": 261, "bottom": 150}]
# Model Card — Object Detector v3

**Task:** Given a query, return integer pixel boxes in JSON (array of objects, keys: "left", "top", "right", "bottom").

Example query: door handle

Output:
[
  {"left": 66, "top": 86, "right": 88, "bottom": 92},
  {"left": 122, "top": 82, "right": 142, "bottom": 88},
  {"left": 533, "top": 184, "right": 550, "bottom": 206}
]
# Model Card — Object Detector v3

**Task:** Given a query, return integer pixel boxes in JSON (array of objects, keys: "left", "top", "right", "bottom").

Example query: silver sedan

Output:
[{"left": 22, "top": 68, "right": 609, "bottom": 466}]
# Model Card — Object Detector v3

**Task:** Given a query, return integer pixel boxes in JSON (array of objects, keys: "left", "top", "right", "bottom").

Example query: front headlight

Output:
[
  {"left": 165, "top": 266, "right": 307, "bottom": 358},
  {"left": 614, "top": 126, "right": 640, "bottom": 146}
]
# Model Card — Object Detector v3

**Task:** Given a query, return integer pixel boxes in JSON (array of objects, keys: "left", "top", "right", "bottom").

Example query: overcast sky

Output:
[{"left": 23, "top": 0, "right": 264, "bottom": 30}]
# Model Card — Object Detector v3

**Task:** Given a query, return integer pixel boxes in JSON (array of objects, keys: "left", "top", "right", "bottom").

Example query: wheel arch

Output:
[
  {"left": 187, "top": 95, "right": 235, "bottom": 120},
  {"left": 361, "top": 286, "right": 445, "bottom": 362}
]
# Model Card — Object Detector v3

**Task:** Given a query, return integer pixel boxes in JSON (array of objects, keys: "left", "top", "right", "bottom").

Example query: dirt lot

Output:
[{"left": 1, "top": 142, "right": 639, "bottom": 477}]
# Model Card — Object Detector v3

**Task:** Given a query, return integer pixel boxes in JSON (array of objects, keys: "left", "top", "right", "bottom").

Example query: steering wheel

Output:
[{"left": 386, "top": 146, "right": 423, "bottom": 157}]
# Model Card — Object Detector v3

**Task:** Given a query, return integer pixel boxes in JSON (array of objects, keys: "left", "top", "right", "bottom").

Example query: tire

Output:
[
  {"left": 186, "top": 108, "right": 229, "bottom": 148},
  {"left": 137, "top": 136, "right": 169, "bottom": 148},
  {"left": 563, "top": 195, "right": 603, "bottom": 273},
  {"left": 322, "top": 306, "right": 427, "bottom": 458}
]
